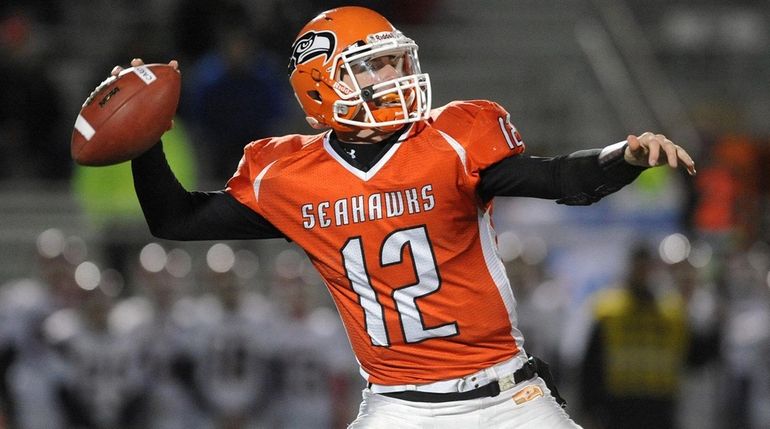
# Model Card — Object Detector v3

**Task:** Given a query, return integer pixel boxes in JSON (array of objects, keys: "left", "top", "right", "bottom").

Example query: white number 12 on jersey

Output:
[{"left": 341, "top": 226, "right": 459, "bottom": 346}]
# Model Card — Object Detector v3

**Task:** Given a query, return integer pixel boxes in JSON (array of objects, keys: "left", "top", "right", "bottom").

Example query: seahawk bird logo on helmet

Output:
[{"left": 287, "top": 30, "right": 336, "bottom": 76}]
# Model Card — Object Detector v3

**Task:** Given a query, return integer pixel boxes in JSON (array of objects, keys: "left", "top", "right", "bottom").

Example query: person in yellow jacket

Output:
[{"left": 579, "top": 244, "right": 690, "bottom": 429}]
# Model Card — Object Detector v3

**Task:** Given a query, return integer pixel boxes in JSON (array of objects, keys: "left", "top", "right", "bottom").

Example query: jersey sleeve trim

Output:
[
  {"left": 436, "top": 130, "right": 468, "bottom": 175},
  {"left": 253, "top": 160, "right": 277, "bottom": 202}
]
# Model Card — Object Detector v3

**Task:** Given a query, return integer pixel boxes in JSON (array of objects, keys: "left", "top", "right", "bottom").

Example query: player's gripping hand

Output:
[
  {"left": 624, "top": 132, "right": 696, "bottom": 176},
  {"left": 111, "top": 58, "right": 180, "bottom": 132},
  {"left": 111, "top": 58, "right": 179, "bottom": 76}
]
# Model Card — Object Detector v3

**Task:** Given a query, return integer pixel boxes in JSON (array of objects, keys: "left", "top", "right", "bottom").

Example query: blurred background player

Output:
[
  {"left": 0, "top": 268, "right": 65, "bottom": 429},
  {"left": 59, "top": 284, "right": 146, "bottom": 429},
  {"left": 718, "top": 239, "right": 770, "bottom": 429},
  {"left": 0, "top": 229, "right": 87, "bottom": 429},
  {"left": 266, "top": 249, "right": 356, "bottom": 428},
  {"left": 121, "top": 247, "right": 208, "bottom": 429},
  {"left": 191, "top": 244, "right": 279, "bottom": 429}
]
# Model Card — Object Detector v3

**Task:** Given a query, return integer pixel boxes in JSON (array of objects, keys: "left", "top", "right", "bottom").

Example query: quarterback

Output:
[{"left": 120, "top": 6, "right": 695, "bottom": 428}]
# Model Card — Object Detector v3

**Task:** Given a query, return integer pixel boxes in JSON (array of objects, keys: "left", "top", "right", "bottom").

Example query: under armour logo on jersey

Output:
[
  {"left": 287, "top": 30, "right": 336, "bottom": 76},
  {"left": 346, "top": 148, "right": 356, "bottom": 159}
]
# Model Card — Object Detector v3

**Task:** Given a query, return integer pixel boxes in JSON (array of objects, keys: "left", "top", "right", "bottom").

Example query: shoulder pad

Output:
[{"left": 428, "top": 100, "right": 525, "bottom": 173}]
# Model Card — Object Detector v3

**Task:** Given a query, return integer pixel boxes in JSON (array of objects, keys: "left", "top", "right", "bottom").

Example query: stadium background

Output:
[{"left": 0, "top": 0, "right": 768, "bottom": 428}]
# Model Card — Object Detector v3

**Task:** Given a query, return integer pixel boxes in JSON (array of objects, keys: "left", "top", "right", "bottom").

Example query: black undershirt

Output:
[
  {"left": 131, "top": 132, "right": 644, "bottom": 241},
  {"left": 331, "top": 127, "right": 406, "bottom": 171},
  {"left": 335, "top": 141, "right": 393, "bottom": 171}
]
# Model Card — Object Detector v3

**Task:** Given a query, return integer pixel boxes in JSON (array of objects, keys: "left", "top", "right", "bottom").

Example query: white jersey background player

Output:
[
  {"left": 62, "top": 288, "right": 146, "bottom": 428},
  {"left": 0, "top": 229, "right": 88, "bottom": 429},
  {"left": 0, "top": 280, "right": 70, "bottom": 429},
  {"left": 191, "top": 263, "right": 280, "bottom": 428},
  {"left": 266, "top": 271, "right": 357, "bottom": 429},
  {"left": 122, "top": 263, "right": 210, "bottom": 429}
]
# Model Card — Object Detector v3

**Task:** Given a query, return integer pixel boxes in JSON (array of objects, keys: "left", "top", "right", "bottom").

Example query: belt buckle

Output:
[{"left": 497, "top": 373, "right": 516, "bottom": 392}]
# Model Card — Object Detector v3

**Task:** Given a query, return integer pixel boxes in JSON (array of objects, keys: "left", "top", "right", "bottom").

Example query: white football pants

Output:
[{"left": 348, "top": 377, "right": 582, "bottom": 429}]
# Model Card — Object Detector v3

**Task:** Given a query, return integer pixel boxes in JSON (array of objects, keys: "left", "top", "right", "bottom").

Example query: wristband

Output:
[{"left": 598, "top": 140, "right": 628, "bottom": 168}]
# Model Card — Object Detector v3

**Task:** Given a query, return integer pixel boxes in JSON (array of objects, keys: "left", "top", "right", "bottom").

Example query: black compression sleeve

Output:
[
  {"left": 478, "top": 148, "right": 647, "bottom": 205},
  {"left": 131, "top": 143, "right": 284, "bottom": 240}
]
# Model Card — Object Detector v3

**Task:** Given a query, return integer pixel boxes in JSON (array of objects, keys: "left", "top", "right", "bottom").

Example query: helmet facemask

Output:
[{"left": 330, "top": 32, "right": 431, "bottom": 132}]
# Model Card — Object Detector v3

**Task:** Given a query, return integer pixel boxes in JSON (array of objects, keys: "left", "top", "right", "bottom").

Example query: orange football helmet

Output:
[{"left": 288, "top": 6, "right": 431, "bottom": 133}]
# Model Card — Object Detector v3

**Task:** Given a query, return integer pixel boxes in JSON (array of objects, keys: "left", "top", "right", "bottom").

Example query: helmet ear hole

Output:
[{"left": 307, "top": 90, "right": 322, "bottom": 103}]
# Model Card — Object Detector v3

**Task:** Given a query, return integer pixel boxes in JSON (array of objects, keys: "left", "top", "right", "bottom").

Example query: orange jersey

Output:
[{"left": 227, "top": 100, "right": 526, "bottom": 385}]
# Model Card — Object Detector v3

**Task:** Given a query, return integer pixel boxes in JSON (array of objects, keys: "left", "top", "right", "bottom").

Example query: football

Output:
[{"left": 71, "top": 63, "right": 181, "bottom": 166}]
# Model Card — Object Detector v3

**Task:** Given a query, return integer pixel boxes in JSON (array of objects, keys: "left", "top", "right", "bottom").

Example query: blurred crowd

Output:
[
  {"left": 504, "top": 230, "right": 770, "bottom": 429},
  {"left": 1, "top": 225, "right": 769, "bottom": 429},
  {"left": 0, "top": 229, "right": 358, "bottom": 429}
]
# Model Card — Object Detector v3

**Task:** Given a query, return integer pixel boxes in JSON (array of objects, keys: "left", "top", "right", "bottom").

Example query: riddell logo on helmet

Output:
[
  {"left": 367, "top": 31, "right": 397, "bottom": 43},
  {"left": 332, "top": 81, "right": 353, "bottom": 96},
  {"left": 288, "top": 30, "right": 337, "bottom": 76}
]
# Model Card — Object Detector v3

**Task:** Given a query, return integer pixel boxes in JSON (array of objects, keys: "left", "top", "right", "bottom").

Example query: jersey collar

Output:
[{"left": 323, "top": 123, "right": 414, "bottom": 181}]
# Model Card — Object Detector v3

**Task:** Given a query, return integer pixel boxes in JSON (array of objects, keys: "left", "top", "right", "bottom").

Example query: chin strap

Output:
[{"left": 305, "top": 116, "right": 326, "bottom": 129}]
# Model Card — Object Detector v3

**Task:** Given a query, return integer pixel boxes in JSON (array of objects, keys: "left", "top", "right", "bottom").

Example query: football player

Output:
[
  {"left": 267, "top": 270, "right": 356, "bottom": 428},
  {"left": 124, "top": 262, "right": 209, "bottom": 429},
  {"left": 192, "top": 259, "right": 279, "bottom": 428},
  {"left": 115, "top": 6, "right": 696, "bottom": 428},
  {"left": 61, "top": 287, "right": 146, "bottom": 428}
]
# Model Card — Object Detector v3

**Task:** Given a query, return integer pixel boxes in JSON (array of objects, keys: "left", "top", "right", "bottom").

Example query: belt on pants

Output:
[{"left": 377, "top": 356, "right": 566, "bottom": 406}]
